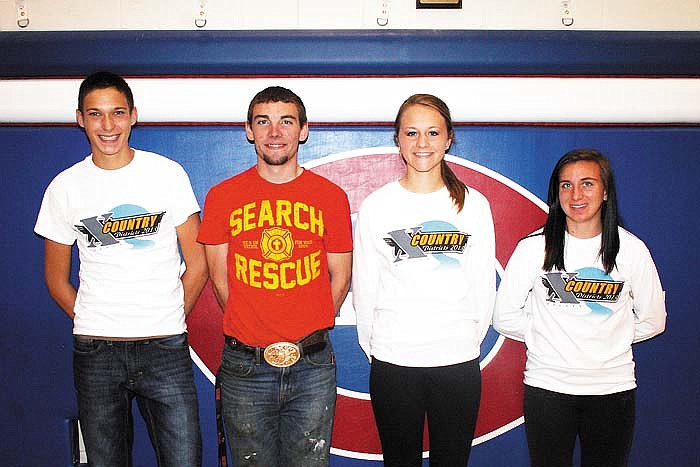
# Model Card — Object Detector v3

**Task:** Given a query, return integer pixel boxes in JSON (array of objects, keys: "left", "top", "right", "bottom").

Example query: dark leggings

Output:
[
  {"left": 369, "top": 357, "right": 481, "bottom": 467},
  {"left": 524, "top": 385, "right": 636, "bottom": 467}
]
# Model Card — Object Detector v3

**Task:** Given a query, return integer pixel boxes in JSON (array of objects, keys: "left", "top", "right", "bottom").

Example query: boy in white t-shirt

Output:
[{"left": 34, "top": 71, "right": 208, "bottom": 467}]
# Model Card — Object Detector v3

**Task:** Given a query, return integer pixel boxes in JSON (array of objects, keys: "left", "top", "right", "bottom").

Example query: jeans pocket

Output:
[
  {"left": 306, "top": 343, "right": 336, "bottom": 367},
  {"left": 221, "top": 348, "right": 256, "bottom": 377},
  {"left": 152, "top": 332, "right": 189, "bottom": 351},
  {"left": 73, "top": 336, "right": 105, "bottom": 355}
]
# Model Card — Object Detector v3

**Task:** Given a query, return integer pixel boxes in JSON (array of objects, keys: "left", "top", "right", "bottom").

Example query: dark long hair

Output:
[
  {"left": 393, "top": 94, "right": 467, "bottom": 212},
  {"left": 543, "top": 148, "right": 621, "bottom": 274}
]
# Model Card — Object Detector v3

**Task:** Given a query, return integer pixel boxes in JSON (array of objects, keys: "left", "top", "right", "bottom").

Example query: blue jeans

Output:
[
  {"left": 73, "top": 333, "right": 202, "bottom": 467},
  {"left": 219, "top": 334, "right": 337, "bottom": 466}
]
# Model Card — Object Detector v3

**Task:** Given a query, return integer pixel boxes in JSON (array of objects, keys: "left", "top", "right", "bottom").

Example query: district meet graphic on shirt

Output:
[
  {"left": 384, "top": 220, "right": 469, "bottom": 264},
  {"left": 75, "top": 204, "right": 165, "bottom": 248},
  {"left": 542, "top": 267, "right": 624, "bottom": 313}
]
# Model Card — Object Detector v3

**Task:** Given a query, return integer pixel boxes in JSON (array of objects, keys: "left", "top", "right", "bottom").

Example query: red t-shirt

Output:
[{"left": 198, "top": 167, "right": 352, "bottom": 346}]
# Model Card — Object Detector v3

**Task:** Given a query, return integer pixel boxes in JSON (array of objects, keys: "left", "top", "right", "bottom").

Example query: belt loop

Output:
[{"left": 254, "top": 347, "right": 261, "bottom": 364}]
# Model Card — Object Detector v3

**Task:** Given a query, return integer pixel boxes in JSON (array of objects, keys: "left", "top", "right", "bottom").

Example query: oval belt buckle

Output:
[{"left": 263, "top": 342, "right": 300, "bottom": 368}]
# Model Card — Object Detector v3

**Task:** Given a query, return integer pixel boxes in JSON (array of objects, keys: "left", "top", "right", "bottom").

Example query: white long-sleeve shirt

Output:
[
  {"left": 493, "top": 228, "right": 666, "bottom": 395},
  {"left": 353, "top": 181, "right": 496, "bottom": 367}
]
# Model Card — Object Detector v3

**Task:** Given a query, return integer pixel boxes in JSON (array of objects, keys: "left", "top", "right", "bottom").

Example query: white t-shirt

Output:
[
  {"left": 353, "top": 181, "right": 496, "bottom": 367},
  {"left": 35, "top": 150, "right": 200, "bottom": 337},
  {"left": 493, "top": 229, "right": 666, "bottom": 395}
]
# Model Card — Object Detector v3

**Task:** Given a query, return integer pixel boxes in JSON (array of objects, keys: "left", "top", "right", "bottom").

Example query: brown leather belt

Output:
[{"left": 225, "top": 329, "right": 328, "bottom": 367}]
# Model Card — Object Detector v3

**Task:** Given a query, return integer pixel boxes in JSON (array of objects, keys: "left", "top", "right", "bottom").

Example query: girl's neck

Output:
[{"left": 399, "top": 170, "right": 444, "bottom": 194}]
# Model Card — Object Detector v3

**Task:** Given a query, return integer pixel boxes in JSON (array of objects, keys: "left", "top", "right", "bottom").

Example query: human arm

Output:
[
  {"left": 196, "top": 180, "right": 230, "bottom": 312},
  {"left": 351, "top": 208, "right": 380, "bottom": 360},
  {"left": 204, "top": 243, "right": 229, "bottom": 311},
  {"left": 176, "top": 213, "right": 209, "bottom": 316},
  {"left": 44, "top": 239, "right": 77, "bottom": 319},
  {"left": 492, "top": 239, "right": 539, "bottom": 342},
  {"left": 328, "top": 251, "right": 352, "bottom": 313},
  {"left": 472, "top": 199, "right": 497, "bottom": 343},
  {"left": 631, "top": 247, "right": 666, "bottom": 343}
]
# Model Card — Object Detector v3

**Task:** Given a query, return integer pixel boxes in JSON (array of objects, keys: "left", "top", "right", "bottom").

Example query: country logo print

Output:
[
  {"left": 75, "top": 204, "right": 164, "bottom": 248},
  {"left": 385, "top": 223, "right": 469, "bottom": 262},
  {"left": 543, "top": 271, "right": 624, "bottom": 305}
]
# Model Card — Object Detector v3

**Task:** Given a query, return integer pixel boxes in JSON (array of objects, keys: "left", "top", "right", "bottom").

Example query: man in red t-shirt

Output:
[{"left": 198, "top": 86, "right": 352, "bottom": 466}]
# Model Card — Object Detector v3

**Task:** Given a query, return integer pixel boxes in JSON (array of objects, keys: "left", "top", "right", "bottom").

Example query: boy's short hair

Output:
[
  {"left": 78, "top": 71, "right": 134, "bottom": 112},
  {"left": 247, "top": 86, "right": 307, "bottom": 126}
]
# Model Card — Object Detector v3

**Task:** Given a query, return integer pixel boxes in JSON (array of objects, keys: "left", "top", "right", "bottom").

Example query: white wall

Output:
[{"left": 1, "top": 0, "right": 699, "bottom": 32}]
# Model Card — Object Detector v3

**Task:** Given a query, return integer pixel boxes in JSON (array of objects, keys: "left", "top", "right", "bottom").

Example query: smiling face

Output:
[
  {"left": 76, "top": 87, "right": 137, "bottom": 169},
  {"left": 395, "top": 104, "right": 453, "bottom": 177},
  {"left": 245, "top": 101, "right": 309, "bottom": 168},
  {"left": 558, "top": 159, "right": 608, "bottom": 237}
]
